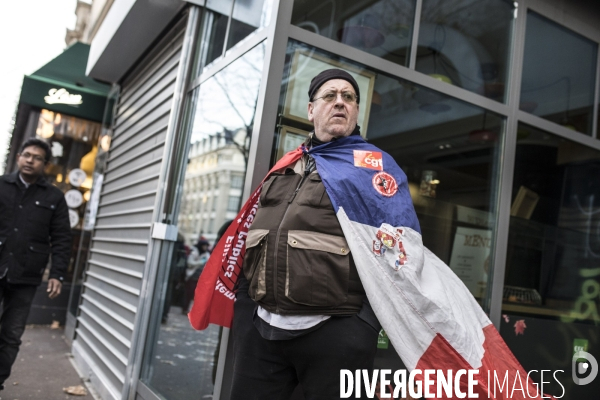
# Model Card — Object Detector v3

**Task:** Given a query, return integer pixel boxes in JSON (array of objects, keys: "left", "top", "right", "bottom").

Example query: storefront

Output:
[
  {"left": 73, "top": 0, "right": 600, "bottom": 399},
  {"left": 7, "top": 41, "right": 110, "bottom": 326}
]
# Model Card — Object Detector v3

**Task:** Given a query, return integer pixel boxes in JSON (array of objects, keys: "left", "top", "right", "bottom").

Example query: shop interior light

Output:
[
  {"left": 36, "top": 110, "right": 56, "bottom": 139},
  {"left": 429, "top": 73, "right": 452, "bottom": 84},
  {"left": 412, "top": 74, "right": 453, "bottom": 114},
  {"left": 80, "top": 177, "right": 93, "bottom": 190},
  {"left": 468, "top": 111, "right": 497, "bottom": 143},
  {"left": 338, "top": 14, "right": 385, "bottom": 49},
  {"left": 80, "top": 146, "right": 97, "bottom": 175},
  {"left": 100, "top": 135, "right": 111, "bottom": 152}
]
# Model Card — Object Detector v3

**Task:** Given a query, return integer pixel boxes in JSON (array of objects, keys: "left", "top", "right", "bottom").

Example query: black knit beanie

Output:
[{"left": 308, "top": 69, "right": 360, "bottom": 104}]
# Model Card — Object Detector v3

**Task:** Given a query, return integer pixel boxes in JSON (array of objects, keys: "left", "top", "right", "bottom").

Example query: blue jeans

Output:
[{"left": 0, "top": 278, "right": 37, "bottom": 385}]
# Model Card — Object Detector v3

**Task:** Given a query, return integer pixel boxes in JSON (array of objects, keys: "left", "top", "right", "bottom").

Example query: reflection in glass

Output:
[
  {"left": 367, "top": 77, "right": 503, "bottom": 306},
  {"left": 500, "top": 124, "right": 600, "bottom": 398},
  {"left": 275, "top": 40, "right": 503, "bottom": 374},
  {"left": 227, "top": 0, "right": 272, "bottom": 50},
  {"left": 203, "top": 0, "right": 233, "bottom": 67},
  {"left": 416, "top": 0, "right": 515, "bottom": 102},
  {"left": 292, "top": 0, "right": 417, "bottom": 67},
  {"left": 142, "top": 44, "right": 265, "bottom": 400},
  {"left": 520, "top": 12, "right": 597, "bottom": 135}
]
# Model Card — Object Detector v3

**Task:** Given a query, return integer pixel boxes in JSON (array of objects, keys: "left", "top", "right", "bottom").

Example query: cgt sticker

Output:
[
  {"left": 372, "top": 172, "right": 398, "bottom": 197},
  {"left": 354, "top": 150, "right": 383, "bottom": 171}
]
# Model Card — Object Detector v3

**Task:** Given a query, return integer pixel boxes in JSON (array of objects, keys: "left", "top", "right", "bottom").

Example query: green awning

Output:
[{"left": 18, "top": 42, "right": 111, "bottom": 122}]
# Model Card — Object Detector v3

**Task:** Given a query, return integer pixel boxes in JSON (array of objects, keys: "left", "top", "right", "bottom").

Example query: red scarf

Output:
[{"left": 188, "top": 148, "right": 303, "bottom": 329}]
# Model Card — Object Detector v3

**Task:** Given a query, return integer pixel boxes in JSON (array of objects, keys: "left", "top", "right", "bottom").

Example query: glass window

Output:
[
  {"left": 230, "top": 174, "right": 244, "bottom": 189},
  {"left": 520, "top": 11, "right": 598, "bottom": 135},
  {"left": 227, "top": 0, "right": 272, "bottom": 50},
  {"left": 227, "top": 195, "right": 241, "bottom": 211},
  {"left": 416, "top": 0, "right": 515, "bottom": 102},
  {"left": 202, "top": 0, "right": 234, "bottom": 68},
  {"left": 292, "top": 0, "right": 417, "bottom": 68},
  {"left": 274, "top": 39, "right": 504, "bottom": 375},
  {"left": 140, "top": 43, "right": 265, "bottom": 400},
  {"left": 500, "top": 124, "right": 600, "bottom": 398}
]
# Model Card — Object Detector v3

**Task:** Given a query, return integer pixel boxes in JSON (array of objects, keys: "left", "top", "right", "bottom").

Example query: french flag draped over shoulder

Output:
[{"left": 189, "top": 135, "right": 552, "bottom": 399}]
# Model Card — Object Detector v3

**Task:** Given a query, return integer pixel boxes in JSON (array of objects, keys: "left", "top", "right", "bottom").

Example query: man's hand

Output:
[{"left": 47, "top": 279, "right": 62, "bottom": 299}]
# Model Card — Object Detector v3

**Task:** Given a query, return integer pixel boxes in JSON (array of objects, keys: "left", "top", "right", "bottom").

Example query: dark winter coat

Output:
[{"left": 0, "top": 172, "right": 71, "bottom": 285}]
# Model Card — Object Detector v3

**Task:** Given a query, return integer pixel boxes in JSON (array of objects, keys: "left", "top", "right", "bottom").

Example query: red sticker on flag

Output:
[
  {"left": 372, "top": 172, "right": 398, "bottom": 197},
  {"left": 354, "top": 150, "right": 383, "bottom": 171}
]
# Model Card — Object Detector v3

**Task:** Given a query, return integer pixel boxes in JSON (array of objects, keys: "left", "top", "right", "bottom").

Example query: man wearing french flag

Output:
[{"left": 189, "top": 69, "right": 555, "bottom": 399}]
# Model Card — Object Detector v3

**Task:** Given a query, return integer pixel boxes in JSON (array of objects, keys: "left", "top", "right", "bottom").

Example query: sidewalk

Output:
[{"left": 1, "top": 325, "right": 95, "bottom": 400}]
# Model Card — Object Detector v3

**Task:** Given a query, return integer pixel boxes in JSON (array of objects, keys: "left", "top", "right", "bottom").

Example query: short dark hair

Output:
[{"left": 20, "top": 138, "right": 51, "bottom": 163}]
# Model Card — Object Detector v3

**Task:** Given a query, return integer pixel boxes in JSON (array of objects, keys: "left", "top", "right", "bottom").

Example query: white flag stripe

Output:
[{"left": 337, "top": 207, "right": 491, "bottom": 370}]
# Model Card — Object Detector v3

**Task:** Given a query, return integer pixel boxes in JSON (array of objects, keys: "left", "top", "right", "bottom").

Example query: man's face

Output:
[
  {"left": 308, "top": 79, "right": 359, "bottom": 142},
  {"left": 17, "top": 145, "right": 47, "bottom": 180}
]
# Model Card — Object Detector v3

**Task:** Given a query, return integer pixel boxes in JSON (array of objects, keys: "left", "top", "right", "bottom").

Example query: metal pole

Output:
[
  {"left": 487, "top": 0, "right": 528, "bottom": 329},
  {"left": 408, "top": 0, "right": 423, "bottom": 70}
]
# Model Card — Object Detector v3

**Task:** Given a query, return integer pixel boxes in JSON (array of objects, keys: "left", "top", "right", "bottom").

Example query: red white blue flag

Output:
[{"left": 189, "top": 135, "right": 554, "bottom": 399}]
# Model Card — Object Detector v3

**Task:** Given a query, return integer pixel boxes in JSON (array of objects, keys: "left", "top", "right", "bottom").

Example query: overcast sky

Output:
[{"left": 0, "top": 0, "right": 77, "bottom": 173}]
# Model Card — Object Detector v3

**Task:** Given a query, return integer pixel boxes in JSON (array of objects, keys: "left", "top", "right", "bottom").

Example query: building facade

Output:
[{"left": 63, "top": 0, "right": 600, "bottom": 399}]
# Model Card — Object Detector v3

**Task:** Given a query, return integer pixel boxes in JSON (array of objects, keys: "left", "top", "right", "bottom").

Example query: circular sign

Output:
[
  {"left": 372, "top": 172, "right": 398, "bottom": 197},
  {"left": 68, "top": 209, "right": 80, "bottom": 228},
  {"left": 68, "top": 168, "right": 87, "bottom": 188},
  {"left": 65, "top": 189, "right": 84, "bottom": 208}
]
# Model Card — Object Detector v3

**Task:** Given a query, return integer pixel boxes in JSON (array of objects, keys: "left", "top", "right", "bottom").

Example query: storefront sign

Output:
[
  {"left": 51, "top": 142, "right": 63, "bottom": 157},
  {"left": 456, "top": 205, "right": 493, "bottom": 228},
  {"left": 44, "top": 88, "right": 83, "bottom": 106},
  {"left": 84, "top": 174, "right": 103, "bottom": 231},
  {"left": 68, "top": 209, "right": 80, "bottom": 229},
  {"left": 449, "top": 227, "right": 492, "bottom": 298},
  {"left": 574, "top": 338, "right": 589, "bottom": 362},
  {"left": 68, "top": 168, "right": 87, "bottom": 187},
  {"left": 20, "top": 76, "right": 108, "bottom": 122},
  {"left": 377, "top": 330, "right": 389, "bottom": 349},
  {"left": 65, "top": 189, "right": 84, "bottom": 208}
]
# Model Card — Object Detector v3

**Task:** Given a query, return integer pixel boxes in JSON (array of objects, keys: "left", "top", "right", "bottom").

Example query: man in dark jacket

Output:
[
  {"left": 0, "top": 138, "right": 71, "bottom": 389},
  {"left": 230, "top": 70, "right": 380, "bottom": 399}
]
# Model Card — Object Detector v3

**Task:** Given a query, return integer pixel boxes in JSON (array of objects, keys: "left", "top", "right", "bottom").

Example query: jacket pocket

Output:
[
  {"left": 242, "top": 229, "right": 269, "bottom": 301},
  {"left": 29, "top": 200, "right": 56, "bottom": 224},
  {"left": 286, "top": 230, "right": 350, "bottom": 307},
  {"left": 259, "top": 173, "right": 297, "bottom": 207},
  {"left": 26, "top": 241, "right": 51, "bottom": 276},
  {"left": 295, "top": 172, "right": 333, "bottom": 209}
]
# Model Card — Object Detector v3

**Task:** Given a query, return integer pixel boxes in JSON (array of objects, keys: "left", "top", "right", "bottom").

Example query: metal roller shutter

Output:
[{"left": 72, "top": 15, "right": 188, "bottom": 400}]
